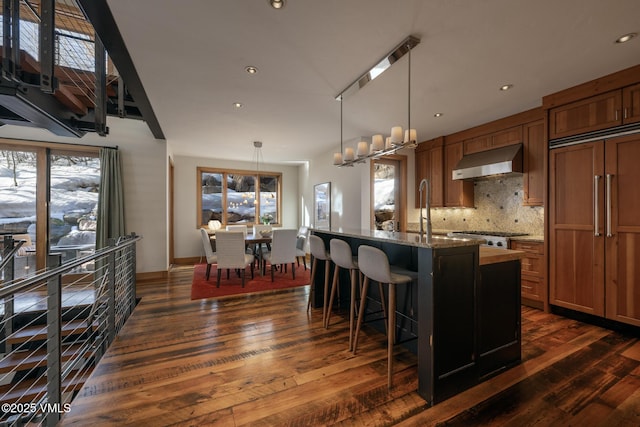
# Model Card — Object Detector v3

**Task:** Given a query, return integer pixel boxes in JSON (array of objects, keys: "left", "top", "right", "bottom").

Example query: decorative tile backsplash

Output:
[{"left": 414, "top": 175, "right": 544, "bottom": 235}]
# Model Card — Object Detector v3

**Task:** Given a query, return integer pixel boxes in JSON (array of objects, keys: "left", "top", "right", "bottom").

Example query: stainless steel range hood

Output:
[{"left": 452, "top": 143, "right": 523, "bottom": 180}]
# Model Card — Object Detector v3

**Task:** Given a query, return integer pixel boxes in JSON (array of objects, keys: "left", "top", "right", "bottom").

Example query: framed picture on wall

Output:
[{"left": 314, "top": 182, "right": 331, "bottom": 229}]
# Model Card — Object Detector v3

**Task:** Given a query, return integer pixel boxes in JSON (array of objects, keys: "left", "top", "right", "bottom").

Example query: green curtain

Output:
[{"left": 96, "top": 147, "right": 126, "bottom": 249}]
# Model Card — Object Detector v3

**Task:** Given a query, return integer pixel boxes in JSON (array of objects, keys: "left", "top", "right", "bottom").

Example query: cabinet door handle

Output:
[
  {"left": 606, "top": 174, "right": 613, "bottom": 237},
  {"left": 594, "top": 175, "right": 601, "bottom": 237},
  {"left": 624, "top": 107, "right": 628, "bottom": 120},
  {"left": 615, "top": 110, "right": 619, "bottom": 121}
]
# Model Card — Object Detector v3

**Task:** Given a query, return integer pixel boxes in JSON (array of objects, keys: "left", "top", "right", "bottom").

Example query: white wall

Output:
[
  {"left": 302, "top": 149, "right": 362, "bottom": 230},
  {"left": 171, "top": 154, "right": 300, "bottom": 259},
  {"left": 0, "top": 118, "right": 169, "bottom": 274},
  {"left": 304, "top": 146, "right": 420, "bottom": 231}
]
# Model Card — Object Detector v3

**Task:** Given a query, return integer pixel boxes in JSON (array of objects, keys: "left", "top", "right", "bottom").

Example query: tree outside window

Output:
[{"left": 198, "top": 168, "right": 281, "bottom": 227}]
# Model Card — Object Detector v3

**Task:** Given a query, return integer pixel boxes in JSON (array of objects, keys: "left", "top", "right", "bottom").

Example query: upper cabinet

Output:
[
  {"left": 548, "top": 91, "right": 622, "bottom": 139},
  {"left": 523, "top": 120, "right": 545, "bottom": 206},
  {"left": 623, "top": 82, "right": 640, "bottom": 124},
  {"left": 444, "top": 141, "right": 474, "bottom": 208},
  {"left": 415, "top": 137, "right": 444, "bottom": 208},
  {"left": 464, "top": 126, "right": 523, "bottom": 155},
  {"left": 545, "top": 64, "right": 640, "bottom": 140}
]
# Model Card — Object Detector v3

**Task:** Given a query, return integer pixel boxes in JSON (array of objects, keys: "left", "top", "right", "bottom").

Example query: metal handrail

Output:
[
  {"left": 0, "top": 233, "right": 140, "bottom": 426},
  {"left": 0, "top": 234, "right": 141, "bottom": 299},
  {"left": 0, "top": 239, "right": 25, "bottom": 272}
]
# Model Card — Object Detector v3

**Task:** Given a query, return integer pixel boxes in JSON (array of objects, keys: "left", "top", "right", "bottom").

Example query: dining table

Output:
[{"left": 209, "top": 232, "right": 272, "bottom": 275}]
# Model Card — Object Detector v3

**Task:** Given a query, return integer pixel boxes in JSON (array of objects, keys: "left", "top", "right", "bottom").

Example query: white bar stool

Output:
[
  {"left": 308, "top": 235, "right": 332, "bottom": 326},
  {"left": 353, "top": 245, "right": 418, "bottom": 389},
  {"left": 326, "top": 238, "right": 361, "bottom": 351}
]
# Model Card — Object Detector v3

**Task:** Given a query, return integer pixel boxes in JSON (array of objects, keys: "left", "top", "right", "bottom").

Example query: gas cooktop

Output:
[
  {"left": 451, "top": 231, "right": 529, "bottom": 237},
  {"left": 448, "top": 231, "right": 529, "bottom": 248}
]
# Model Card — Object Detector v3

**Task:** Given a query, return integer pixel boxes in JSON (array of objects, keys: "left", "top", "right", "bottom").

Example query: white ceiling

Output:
[{"left": 106, "top": 0, "right": 640, "bottom": 164}]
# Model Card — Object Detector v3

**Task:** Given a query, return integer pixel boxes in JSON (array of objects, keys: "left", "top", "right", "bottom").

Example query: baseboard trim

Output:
[
  {"left": 173, "top": 257, "right": 201, "bottom": 265},
  {"left": 136, "top": 270, "right": 168, "bottom": 282}
]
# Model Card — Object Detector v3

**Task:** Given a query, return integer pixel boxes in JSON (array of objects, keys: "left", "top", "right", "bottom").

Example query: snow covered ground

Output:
[{"left": 0, "top": 154, "right": 100, "bottom": 247}]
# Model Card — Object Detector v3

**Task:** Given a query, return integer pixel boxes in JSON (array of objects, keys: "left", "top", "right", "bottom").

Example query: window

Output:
[
  {"left": 197, "top": 167, "right": 281, "bottom": 227},
  {"left": 0, "top": 141, "right": 99, "bottom": 276}
]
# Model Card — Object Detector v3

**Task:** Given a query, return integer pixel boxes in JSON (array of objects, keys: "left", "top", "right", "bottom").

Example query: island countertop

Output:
[
  {"left": 311, "top": 227, "right": 484, "bottom": 249},
  {"left": 479, "top": 246, "right": 525, "bottom": 265}
]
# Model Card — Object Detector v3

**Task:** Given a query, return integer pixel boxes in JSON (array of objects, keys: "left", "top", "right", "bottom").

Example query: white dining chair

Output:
[
  {"left": 199, "top": 228, "right": 217, "bottom": 280},
  {"left": 295, "top": 226, "right": 309, "bottom": 270},
  {"left": 262, "top": 228, "right": 298, "bottom": 281},
  {"left": 214, "top": 230, "right": 254, "bottom": 287},
  {"left": 226, "top": 224, "right": 248, "bottom": 237}
]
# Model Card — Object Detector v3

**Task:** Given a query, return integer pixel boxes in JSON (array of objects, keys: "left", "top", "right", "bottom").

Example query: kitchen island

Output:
[{"left": 311, "top": 228, "right": 524, "bottom": 405}]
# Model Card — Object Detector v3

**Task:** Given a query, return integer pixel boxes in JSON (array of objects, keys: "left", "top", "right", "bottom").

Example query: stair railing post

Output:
[
  {"left": 107, "top": 238, "right": 116, "bottom": 345},
  {"left": 129, "top": 233, "right": 137, "bottom": 316},
  {"left": 46, "top": 253, "right": 62, "bottom": 427},
  {"left": 3, "top": 236, "right": 15, "bottom": 353}
]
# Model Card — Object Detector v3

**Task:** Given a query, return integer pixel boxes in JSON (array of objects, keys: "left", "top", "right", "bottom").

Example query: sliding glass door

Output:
[{"left": 0, "top": 142, "right": 99, "bottom": 276}]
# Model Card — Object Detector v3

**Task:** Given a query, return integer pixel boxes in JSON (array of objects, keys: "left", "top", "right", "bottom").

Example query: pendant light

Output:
[
  {"left": 333, "top": 96, "right": 344, "bottom": 165},
  {"left": 334, "top": 35, "right": 420, "bottom": 167}
]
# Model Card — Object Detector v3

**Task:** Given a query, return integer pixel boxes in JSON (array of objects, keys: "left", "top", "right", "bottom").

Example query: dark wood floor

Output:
[{"left": 60, "top": 265, "right": 640, "bottom": 426}]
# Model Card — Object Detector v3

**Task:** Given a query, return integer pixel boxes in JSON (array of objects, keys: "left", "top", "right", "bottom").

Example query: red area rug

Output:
[{"left": 190, "top": 263, "right": 310, "bottom": 300}]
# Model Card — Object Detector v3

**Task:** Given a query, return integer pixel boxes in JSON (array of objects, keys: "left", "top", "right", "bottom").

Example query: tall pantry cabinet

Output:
[{"left": 549, "top": 134, "right": 640, "bottom": 326}]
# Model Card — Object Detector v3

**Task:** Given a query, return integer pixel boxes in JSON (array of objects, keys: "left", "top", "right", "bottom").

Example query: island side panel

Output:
[
  {"left": 418, "top": 245, "right": 479, "bottom": 405},
  {"left": 477, "top": 260, "right": 522, "bottom": 379}
]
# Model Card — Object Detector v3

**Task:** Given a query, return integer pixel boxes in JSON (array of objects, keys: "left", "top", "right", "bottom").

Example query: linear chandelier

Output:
[{"left": 334, "top": 35, "right": 420, "bottom": 167}]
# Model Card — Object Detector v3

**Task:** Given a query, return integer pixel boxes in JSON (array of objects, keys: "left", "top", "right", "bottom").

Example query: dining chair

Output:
[
  {"left": 214, "top": 230, "right": 254, "bottom": 287},
  {"left": 295, "top": 226, "right": 309, "bottom": 270},
  {"left": 262, "top": 228, "right": 297, "bottom": 281},
  {"left": 199, "top": 228, "right": 218, "bottom": 280},
  {"left": 226, "top": 224, "right": 248, "bottom": 237}
]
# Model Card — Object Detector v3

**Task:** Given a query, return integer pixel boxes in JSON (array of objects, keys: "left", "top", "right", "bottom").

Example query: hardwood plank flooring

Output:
[{"left": 59, "top": 265, "right": 640, "bottom": 426}]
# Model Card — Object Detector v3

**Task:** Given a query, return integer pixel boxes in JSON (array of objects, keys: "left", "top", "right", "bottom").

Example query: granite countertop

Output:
[
  {"left": 311, "top": 227, "right": 483, "bottom": 249},
  {"left": 479, "top": 247, "right": 525, "bottom": 265}
]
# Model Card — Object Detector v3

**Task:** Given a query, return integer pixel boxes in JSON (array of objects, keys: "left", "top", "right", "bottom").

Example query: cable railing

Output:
[{"left": 0, "top": 233, "right": 140, "bottom": 427}]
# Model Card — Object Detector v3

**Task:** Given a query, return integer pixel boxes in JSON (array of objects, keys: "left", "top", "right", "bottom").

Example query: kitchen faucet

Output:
[{"left": 418, "top": 178, "right": 432, "bottom": 242}]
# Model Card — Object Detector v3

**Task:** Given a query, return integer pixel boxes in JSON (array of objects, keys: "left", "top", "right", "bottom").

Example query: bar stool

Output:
[
  {"left": 326, "top": 238, "right": 362, "bottom": 351},
  {"left": 307, "top": 235, "right": 332, "bottom": 326},
  {"left": 353, "top": 245, "right": 418, "bottom": 389}
]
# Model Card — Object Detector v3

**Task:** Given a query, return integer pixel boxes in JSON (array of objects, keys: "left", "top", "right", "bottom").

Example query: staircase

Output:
[
  {"left": 0, "top": 302, "right": 97, "bottom": 410},
  {"left": 0, "top": 233, "right": 139, "bottom": 426}
]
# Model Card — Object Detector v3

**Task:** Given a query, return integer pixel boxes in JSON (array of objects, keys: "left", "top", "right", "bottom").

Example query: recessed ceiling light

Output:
[
  {"left": 233, "top": 102, "right": 243, "bottom": 108},
  {"left": 269, "top": 0, "right": 285, "bottom": 9},
  {"left": 434, "top": 112, "right": 443, "bottom": 118},
  {"left": 499, "top": 84, "right": 514, "bottom": 91},
  {"left": 615, "top": 32, "right": 637, "bottom": 43},
  {"left": 245, "top": 66, "right": 258, "bottom": 74}
]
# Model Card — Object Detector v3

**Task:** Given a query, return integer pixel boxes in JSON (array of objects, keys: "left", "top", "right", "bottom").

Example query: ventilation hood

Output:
[{"left": 452, "top": 143, "right": 523, "bottom": 180}]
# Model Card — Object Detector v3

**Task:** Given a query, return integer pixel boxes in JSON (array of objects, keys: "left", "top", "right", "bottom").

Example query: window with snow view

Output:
[
  {"left": 1, "top": 144, "right": 99, "bottom": 277},
  {"left": 197, "top": 167, "right": 281, "bottom": 227}
]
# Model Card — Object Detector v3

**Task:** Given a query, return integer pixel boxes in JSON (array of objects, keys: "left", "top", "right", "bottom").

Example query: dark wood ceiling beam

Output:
[{"left": 76, "top": 0, "right": 165, "bottom": 140}]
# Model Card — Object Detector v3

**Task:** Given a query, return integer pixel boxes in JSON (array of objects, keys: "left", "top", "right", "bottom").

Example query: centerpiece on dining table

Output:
[{"left": 258, "top": 214, "right": 273, "bottom": 237}]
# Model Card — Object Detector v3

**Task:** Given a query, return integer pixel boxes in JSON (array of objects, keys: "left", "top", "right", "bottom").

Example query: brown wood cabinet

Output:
[
  {"left": 444, "top": 141, "right": 474, "bottom": 207},
  {"left": 549, "top": 91, "right": 622, "bottom": 139},
  {"left": 463, "top": 135, "right": 491, "bottom": 155},
  {"left": 604, "top": 134, "right": 640, "bottom": 326},
  {"left": 623, "top": 83, "right": 640, "bottom": 124},
  {"left": 523, "top": 120, "right": 545, "bottom": 206},
  {"left": 510, "top": 239, "right": 546, "bottom": 310},
  {"left": 550, "top": 134, "right": 640, "bottom": 326},
  {"left": 463, "top": 126, "right": 523, "bottom": 155},
  {"left": 415, "top": 137, "right": 444, "bottom": 208}
]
